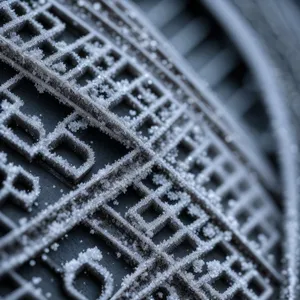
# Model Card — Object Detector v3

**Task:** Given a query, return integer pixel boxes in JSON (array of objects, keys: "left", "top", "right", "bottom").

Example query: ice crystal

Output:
[{"left": 0, "top": 0, "right": 283, "bottom": 299}]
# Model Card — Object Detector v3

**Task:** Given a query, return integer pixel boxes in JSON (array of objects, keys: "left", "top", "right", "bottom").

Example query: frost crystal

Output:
[
  {"left": 207, "top": 260, "right": 222, "bottom": 278},
  {"left": 0, "top": 0, "right": 283, "bottom": 299}
]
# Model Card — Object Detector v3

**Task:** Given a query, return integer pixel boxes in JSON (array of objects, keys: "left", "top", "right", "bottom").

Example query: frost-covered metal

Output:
[
  {"left": 0, "top": 0, "right": 282, "bottom": 299},
  {"left": 133, "top": 0, "right": 276, "bottom": 165}
]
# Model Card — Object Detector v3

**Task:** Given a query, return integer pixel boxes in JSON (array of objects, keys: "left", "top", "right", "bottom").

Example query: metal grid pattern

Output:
[
  {"left": 0, "top": 0, "right": 281, "bottom": 299},
  {"left": 133, "top": 0, "right": 276, "bottom": 163}
]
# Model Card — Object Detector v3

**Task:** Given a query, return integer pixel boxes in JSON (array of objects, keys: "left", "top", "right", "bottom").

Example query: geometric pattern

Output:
[{"left": 0, "top": 0, "right": 282, "bottom": 299}]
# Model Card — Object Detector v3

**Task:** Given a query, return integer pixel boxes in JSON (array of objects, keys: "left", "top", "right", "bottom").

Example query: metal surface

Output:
[{"left": 0, "top": 0, "right": 292, "bottom": 299}]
